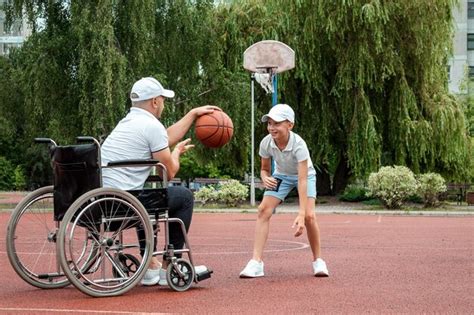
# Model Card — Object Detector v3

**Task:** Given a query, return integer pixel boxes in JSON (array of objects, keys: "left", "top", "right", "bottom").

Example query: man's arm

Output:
[{"left": 166, "top": 105, "right": 220, "bottom": 147}]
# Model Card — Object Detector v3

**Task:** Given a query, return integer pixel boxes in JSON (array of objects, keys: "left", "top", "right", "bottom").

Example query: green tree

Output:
[
  {"left": 71, "top": 1, "right": 127, "bottom": 137},
  {"left": 2, "top": 0, "right": 471, "bottom": 192},
  {"left": 273, "top": 0, "right": 472, "bottom": 193}
]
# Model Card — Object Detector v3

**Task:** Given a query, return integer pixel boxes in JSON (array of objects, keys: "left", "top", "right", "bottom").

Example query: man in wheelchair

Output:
[{"left": 101, "top": 77, "right": 218, "bottom": 286}]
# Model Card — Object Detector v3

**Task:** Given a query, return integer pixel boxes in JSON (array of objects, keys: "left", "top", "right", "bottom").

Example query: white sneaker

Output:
[
  {"left": 312, "top": 258, "right": 329, "bottom": 277},
  {"left": 141, "top": 268, "right": 160, "bottom": 286},
  {"left": 158, "top": 268, "right": 167, "bottom": 286},
  {"left": 158, "top": 265, "right": 208, "bottom": 286},
  {"left": 239, "top": 259, "right": 264, "bottom": 278}
]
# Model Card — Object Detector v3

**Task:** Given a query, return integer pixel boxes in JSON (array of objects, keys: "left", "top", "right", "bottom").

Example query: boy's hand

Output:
[
  {"left": 263, "top": 176, "right": 278, "bottom": 190},
  {"left": 292, "top": 214, "right": 305, "bottom": 237}
]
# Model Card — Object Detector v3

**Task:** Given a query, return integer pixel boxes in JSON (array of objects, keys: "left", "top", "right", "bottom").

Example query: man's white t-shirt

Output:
[
  {"left": 101, "top": 107, "right": 168, "bottom": 190},
  {"left": 259, "top": 131, "right": 316, "bottom": 176}
]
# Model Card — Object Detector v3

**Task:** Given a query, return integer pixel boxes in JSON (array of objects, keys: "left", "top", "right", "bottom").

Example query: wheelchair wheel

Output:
[
  {"left": 6, "top": 186, "right": 70, "bottom": 289},
  {"left": 57, "top": 188, "right": 153, "bottom": 297},
  {"left": 167, "top": 259, "right": 195, "bottom": 292}
]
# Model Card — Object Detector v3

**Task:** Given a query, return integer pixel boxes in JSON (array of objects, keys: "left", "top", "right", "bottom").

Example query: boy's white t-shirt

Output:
[
  {"left": 259, "top": 131, "right": 316, "bottom": 176},
  {"left": 101, "top": 107, "right": 169, "bottom": 190}
]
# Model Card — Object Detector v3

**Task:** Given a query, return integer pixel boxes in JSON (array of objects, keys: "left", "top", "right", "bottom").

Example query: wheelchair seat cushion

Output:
[{"left": 128, "top": 189, "right": 168, "bottom": 213}]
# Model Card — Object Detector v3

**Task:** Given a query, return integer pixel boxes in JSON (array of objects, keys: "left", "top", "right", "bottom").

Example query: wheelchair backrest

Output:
[{"left": 51, "top": 143, "right": 100, "bottom": 221}]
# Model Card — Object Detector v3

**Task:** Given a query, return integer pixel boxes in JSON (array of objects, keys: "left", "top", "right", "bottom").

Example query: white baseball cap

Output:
[
  {"left": 130, "top": 77, "right": 175, "bottom": 101},
  {"left": 261, "top": 104, "right": 295, "bottom": 123}
]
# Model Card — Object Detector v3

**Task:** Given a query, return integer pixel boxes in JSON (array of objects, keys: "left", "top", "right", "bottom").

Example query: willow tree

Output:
[
  {"left": 149, "top": 0, "right": 253, "bottom": 178},
  {"left": 271, "top": 0, "right": 472, "bottom": 193},
  {"left": 115, "top": 0, "right": 155, "bottom": 80},
  {"left": 2, "top": 0, "right": 255, "bottom": 186},
  {"left": 2, "top": 1, "right": 84, "bottom": 186},
  {"left": 71, "top": 1, "right": 127, "bottom": 137}
]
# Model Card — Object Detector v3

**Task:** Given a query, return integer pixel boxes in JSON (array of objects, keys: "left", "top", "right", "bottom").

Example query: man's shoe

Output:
[
  {"left": 312, "top": 258, "right": 329, "bottom": 277},
  {"left": 141, "top": 268, "right": 160, "bottom": 286},
  {"left": 158, "top": 265, "right": 208, "bottom": 286},
  {"left": 158, "top": 268, "right": 168, "bottom": 286},
  {"left": 239, "top": 259, "right": 264, "bottom": 278}
]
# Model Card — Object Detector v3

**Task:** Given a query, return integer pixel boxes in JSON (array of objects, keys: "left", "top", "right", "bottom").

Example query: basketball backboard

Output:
[{"left": 243, "top": 40, "right": 295, "bottom": 74}]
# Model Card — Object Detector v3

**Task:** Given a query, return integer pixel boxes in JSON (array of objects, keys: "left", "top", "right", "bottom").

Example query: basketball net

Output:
[{"left": 254, "top": 73, "right": 274, "bottom": 94}]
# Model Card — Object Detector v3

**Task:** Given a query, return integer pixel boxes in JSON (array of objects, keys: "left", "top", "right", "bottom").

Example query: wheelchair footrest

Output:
[
  {"left": 196, "top": 268, "right": 213, "bottom": 282},
  {"left": 38, "top": 272, "right": 64, "bottom": 279}
]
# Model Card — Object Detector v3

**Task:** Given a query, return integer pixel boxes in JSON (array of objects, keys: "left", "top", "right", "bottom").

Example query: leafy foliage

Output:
[
  {"left": 274, "top": 0, "right": 470, "bottom": 185},
  {"left": 194, "top": 179, "right": 249, "bottom": 207},
  {"left": 0, "top": 156, "right": 15, "bottom": 190},
  {"left": 13, "top": 165, "right": 26, "bottom": 190},
  {"left": 1, "top": 0, "right": 471, "bottom": 192},
  {"left": 339, "top": 184, "right": 370, "bottom": 202},
  {"left": 417, "top": 173, "right": 447, "bottom": 207},
  {"left": 367, "top": 165, "right": 418, "bottom": 209}
]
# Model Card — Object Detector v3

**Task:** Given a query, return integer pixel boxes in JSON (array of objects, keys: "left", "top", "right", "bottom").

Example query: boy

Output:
[{"left": 239, "top": 104, "right": 329, "bottom": 278}]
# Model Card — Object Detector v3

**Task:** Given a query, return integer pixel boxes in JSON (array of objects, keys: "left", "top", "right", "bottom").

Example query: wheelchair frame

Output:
[{"left": 6, "top": 136, "right": 212, "bottom": 297}]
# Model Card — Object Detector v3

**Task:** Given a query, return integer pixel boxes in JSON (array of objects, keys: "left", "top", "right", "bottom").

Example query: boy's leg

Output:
[
  {"left": 304, "top": 197, "right": 321, "bottom": 260},
  {"left": 252, "top": 196, "right": 281, "bottom": 261}
]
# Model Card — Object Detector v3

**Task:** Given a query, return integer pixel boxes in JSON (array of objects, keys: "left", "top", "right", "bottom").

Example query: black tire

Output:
[
  {"left": 57, "top": 188, "right": 153, "bottom": 297},
  {"left": 167, "top": 259, "right": 195, "bottom": 292},
  {"left": 6, "top": 186, "right": 70, "bottom": 289}
]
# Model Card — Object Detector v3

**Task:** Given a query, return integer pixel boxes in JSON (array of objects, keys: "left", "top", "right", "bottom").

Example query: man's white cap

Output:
[
  {"left": 130, "top": 77, "right": 175, "bottom": 101},
  {"left": 261, "top": 104, "right": 295, "bottom": 123}
]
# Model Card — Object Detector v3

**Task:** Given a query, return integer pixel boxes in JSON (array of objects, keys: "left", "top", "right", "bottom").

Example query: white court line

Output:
[
  {"left": 0, "top": 238, "right": 309, "bottom": 256},
  {"left": 377, "top": 215, "right": 382, "bottom": 223},
  {"left": 0, "top": 308, "right": 166, "bottom": 314}
]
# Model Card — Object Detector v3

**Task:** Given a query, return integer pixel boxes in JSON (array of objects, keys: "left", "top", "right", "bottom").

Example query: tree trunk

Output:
[
  {"left": 316, "top": 164, "right": 332, "bottom": 196},
  {"left": 332, "top": 152, "right": 350, "bottom": 195}
]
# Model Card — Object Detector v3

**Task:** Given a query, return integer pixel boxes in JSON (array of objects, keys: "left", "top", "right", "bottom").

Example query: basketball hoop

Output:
[
  {"left": 254, "top": 73, "right": 273, "bottom": 94},
  {"left": 243, "top": 40, "right": 295, "bottom": 74},
  {"left": 243, "top": 40, "right": 295, "bottom": 207}
]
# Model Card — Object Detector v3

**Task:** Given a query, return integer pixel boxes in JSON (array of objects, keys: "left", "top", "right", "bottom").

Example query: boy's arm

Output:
[
  {"left": 292, "top": 160, "right": 309, "bottom": 237},
  {"left": 297, "top": 160, "right": 309, "bottom": 213},
  {"left": 260, "top": 157, "right": 278, "bottom": 190}
]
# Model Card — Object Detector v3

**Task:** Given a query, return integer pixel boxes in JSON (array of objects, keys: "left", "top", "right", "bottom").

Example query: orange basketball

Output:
[{"left": 195, "top": 109, "right": 233, "bottom": 148}]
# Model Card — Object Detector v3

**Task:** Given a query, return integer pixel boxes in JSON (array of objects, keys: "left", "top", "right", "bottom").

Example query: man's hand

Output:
[
  {"left": 191, "top": 105, "right": 221, "bottom": 118},
  {"left": 292, "top": 214, "right": 305, "bottom": 237},
  {"left": 174, "top": 138, "right": 194, "bottom": 155}
]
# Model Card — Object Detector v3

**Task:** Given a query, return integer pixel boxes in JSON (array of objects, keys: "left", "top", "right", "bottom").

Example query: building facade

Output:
[
  {"left": 0, "top": 1, "right": 31, "bottom": 56},
  {"left": 449, "top": 1, "right": 474, "bottom": 95}
]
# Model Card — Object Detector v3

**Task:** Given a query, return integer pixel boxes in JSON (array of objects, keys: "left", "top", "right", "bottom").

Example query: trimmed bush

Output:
[
  {"left": 0, "top": 156, "right": 15, "bottom": 190},
  {"left": 339, "top": 184, "right": 370, "bottom": 202},
  {"left": 194, "top": 179, "right": 249, "bottom": 207},
  {"left": 367, "top": 166, "right": 418, "bottom": 209},
  {"left": 14, "top": 165, "right": 27, "bottom": 191},
  {"left": 417, "top": 173, "right": 446, "bottom": 207},
  {"left": 194, "top": 185, "right": 217, "bottom": 205}
]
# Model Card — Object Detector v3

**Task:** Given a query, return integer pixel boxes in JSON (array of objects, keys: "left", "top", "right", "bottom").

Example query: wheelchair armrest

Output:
[
  {"left": 106, "top": 160, "right": 169, "bottom": 186},
  {"left": 107, "top": 159, "right": 159, "bottom": 167},
  {"left": 35, "top": 138, "right": 57, "bottom": 146}
]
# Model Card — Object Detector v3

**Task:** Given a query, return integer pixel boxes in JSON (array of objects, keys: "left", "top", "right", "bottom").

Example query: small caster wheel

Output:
[
  {"left": 167, "top": 259, "right": 195, "bottom": 292},
  {"left": 113, "top": 253, "right": 140, "bottom": 278}
]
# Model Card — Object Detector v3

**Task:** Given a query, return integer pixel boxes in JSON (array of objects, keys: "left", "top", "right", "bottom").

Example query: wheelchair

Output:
[{"left": 6, "top": 136, "right": 212, "bottom": 297}]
